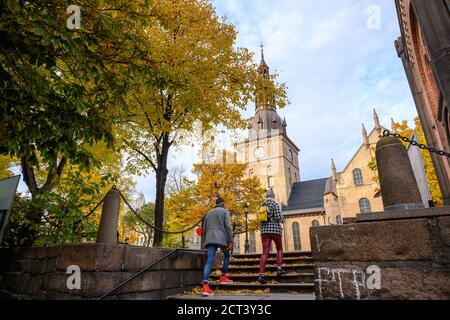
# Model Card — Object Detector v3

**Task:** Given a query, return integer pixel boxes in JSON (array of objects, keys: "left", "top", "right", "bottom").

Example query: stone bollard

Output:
[
  {"left": 97, "top": 187, "right": 121, "bottom": 244},
  {"left": 376, "top": 137, "right": 424, "bottom": 211}
]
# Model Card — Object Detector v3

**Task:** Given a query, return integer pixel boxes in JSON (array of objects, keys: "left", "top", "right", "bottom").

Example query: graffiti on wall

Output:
[{"left": 316, "top": 265, "right": 381, "bottom": 300}]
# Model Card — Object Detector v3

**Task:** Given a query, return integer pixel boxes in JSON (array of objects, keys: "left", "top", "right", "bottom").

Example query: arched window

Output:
[
  {"left": 288, "top": 168, "right": 292, "bottom": 186},
  {"left": 336, "top": 215, "right": 342, "bottom": 225},
  {"left": 233, "top": 235, "right": 240, "bottom": 254},
  {"left": 359, "top": 198, "right": 372, "bottom": 213},
  {"left": 268, "top": 176, "right": 274, "bottom": 189},
  {"left": 294, "top": 172, "right": 298, "bottom": 182},
  {"left": 312, "top": 220, "right": 320, "bottom": 227},
  {"left": 249, "top": 169, "right": 254, "bottom": 177},
  {"left": 292, "top": 222, "right": 301, "bottom": 251},
  {"left": 353, "top": 168, "right": 364, "bottom": 186},
  {"left": 328, "top": 216, "right": 333, "bottom": 225}
]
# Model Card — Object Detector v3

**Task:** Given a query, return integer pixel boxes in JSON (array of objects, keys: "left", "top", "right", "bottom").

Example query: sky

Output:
[{"left": 15, "top": 0, "right": 419, "bottom": 204}]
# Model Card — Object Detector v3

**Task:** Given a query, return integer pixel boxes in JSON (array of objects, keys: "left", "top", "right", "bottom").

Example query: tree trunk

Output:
[
  {"left": 18, "top": 154, "right": 67, "bottom": 246},
  {"left": 152, "top": 135, "right": 171, "bottom": 247}
]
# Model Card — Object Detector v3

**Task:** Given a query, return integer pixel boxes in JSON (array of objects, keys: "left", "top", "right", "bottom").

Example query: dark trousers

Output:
[
  {"left": 203, "top": 244, "right": 231, "bottom": 283},
  {"left": 259, "top": 233, "right": 284, "bottom": 274}
]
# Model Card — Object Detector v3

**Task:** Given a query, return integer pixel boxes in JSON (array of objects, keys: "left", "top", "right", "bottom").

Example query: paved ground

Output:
[{"left": 170, "top": 293, "right": 316, "bottom": 301}]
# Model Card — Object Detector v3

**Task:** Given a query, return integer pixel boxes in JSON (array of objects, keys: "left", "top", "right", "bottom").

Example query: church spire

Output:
[
  {"left": 255, "top": 42, "right": 275, "bottom": 111},
  {"left": 258, "top": 42, "right": 269, "bottom": 78},
  {"left": 391, "top": 118, "right": 397, "bottom": 133},
  {"left": 362, "top": 123, "right": 370, "bottom": 147},
  {"left": 373, "top": 108, "right": 381, "bottom": 131},
  {"left": 261, "top": 41, "right": 265, "bottom": 61},
  {"left": 331, "top": 158, "right": 337, "bottom": 182}
]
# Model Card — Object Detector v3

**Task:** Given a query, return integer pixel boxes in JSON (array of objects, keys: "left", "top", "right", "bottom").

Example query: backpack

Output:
[{"left": 257, "top": 204, "right": 270, "bottom": 222}]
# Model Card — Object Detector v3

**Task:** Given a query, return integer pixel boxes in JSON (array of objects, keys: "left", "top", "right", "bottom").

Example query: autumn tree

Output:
[
  {"left": 123, "top": 0, "right": 288, "bottom": 247},
  {"left": 0, "top": 0, "right": 153, "bottom": 245},
  {"left": 368, "top": 117, "right": 443, "bottom": 206},
  {"left": 164, "top": 152, "right": 265, "bottom": 245},
  {"left": 2, "top": 142, "right": 135, "bottom": 247},
  {"left": 123, "top": 203, "right": 155, "bottom": 247},
  {"left": 0, "top": 155, "right": 14, "bottom": 180},
  {"left": 165, "top": 166, "right": 189, "bottom": 196},
  {"left": 192, "top": 159, "right": 265, "bottom": 232}
]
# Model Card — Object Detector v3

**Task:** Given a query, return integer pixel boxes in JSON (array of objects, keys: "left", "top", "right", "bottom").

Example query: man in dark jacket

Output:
[
  {"left": 258, "top": 188, "right": 286, "bottom": 284},
  {"left": 201, "top": 196, "right": 234, "bottom": 296}
]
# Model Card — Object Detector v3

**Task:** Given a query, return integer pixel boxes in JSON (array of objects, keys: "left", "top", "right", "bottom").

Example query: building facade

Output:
[
  {"left": 395, "top": 0, "right": 450, "bottom": 206},
  {"left": 333, "top": 112, "right": 385, "bottom": 221}
]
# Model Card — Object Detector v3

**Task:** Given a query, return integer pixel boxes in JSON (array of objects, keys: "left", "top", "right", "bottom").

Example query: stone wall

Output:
[
  {"left": 310, "top": 208, "right": 450, "bottom": 300},
  {"left": 0, "top": 244, "right": 209, "bottom": 300}
]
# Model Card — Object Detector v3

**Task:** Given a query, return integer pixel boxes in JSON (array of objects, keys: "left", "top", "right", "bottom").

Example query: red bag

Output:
[{"left": 196, "top": 227, "right": 203, "bottom": 237}]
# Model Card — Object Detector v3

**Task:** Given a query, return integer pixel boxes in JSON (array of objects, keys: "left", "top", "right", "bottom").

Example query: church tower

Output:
[{"left": 236, "top": 45, "right": 300, "bottom": 205}]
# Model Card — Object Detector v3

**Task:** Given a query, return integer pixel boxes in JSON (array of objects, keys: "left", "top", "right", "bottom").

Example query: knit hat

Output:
[
  {"left": 215, "top": 196, "right": 225, "bottom": 207},
  {"left": 266, "top": 188, "right": 275, "bottom": 199}
]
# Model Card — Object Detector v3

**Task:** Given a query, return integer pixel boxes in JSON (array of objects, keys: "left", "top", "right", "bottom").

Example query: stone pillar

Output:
[
  {"left": 97, "top": 188, "right": 121, "bottom": 244},
  {"left": 376, "top": 137, "right": 424, "bottom": 211}
]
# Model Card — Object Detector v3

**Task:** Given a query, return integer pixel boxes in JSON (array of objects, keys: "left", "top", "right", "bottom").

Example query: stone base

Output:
[
  {"left": 310, "top": 209, "right": 450, "bottom": 300},
  {"left": 0, "top": 244, "right": 215, "bottom": 300}
]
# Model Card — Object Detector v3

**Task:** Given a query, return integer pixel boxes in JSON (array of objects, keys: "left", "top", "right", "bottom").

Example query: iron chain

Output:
[
  {"left": 383, "top": 130, "right": 450, "bottom": 158},
  {"left": 117, "top": 188, "right": 203, "bottom": 235}
]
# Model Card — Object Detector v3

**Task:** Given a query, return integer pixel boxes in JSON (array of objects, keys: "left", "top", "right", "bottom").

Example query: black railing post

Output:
[{"left": 244, "top": 203, "right": 250, "bottom": 254}]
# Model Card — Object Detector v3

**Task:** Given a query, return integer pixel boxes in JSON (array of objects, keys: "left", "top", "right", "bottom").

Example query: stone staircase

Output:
[{"left": 207, "top": 251, "right": 315, "bottom": 294}]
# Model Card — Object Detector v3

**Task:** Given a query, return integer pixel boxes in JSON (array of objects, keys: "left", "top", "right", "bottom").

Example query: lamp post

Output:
[
  {"left": 234, "top": 194, "right": 241, "bottom": 234},
  {"left": 244, "top": 203, "right": 250, "bottom": 254}
]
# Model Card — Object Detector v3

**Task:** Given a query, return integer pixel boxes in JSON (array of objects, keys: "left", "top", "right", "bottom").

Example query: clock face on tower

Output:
[{"left": 254, "top": 146, "right": 266, "bottom": 160}]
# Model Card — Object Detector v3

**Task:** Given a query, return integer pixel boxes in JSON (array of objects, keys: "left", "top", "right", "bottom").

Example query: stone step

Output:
[
  {"left": 208, "top": 283, "right": 315, "bottom": 294},
  {"left": 230, "top": 257, "right": 313, "bottom": 266},
  {"left": 226, "top": 264, "right": 314, "bottom": 273},
  {"left": 168, "top": 293, "right": 316, "bottom": 301},
  {"left": 233, "top": 251, "right": 311, "bottom": 260},
  {"left": 211, "top": 273, "right": 314, "bottom": 284}
]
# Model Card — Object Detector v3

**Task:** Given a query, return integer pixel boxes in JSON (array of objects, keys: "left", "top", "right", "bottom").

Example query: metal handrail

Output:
[{"left": 97, "top": 248, "right": 205, "bottom": 300}]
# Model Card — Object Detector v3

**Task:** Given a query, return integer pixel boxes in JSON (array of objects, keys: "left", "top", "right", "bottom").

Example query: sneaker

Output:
[
  {"left": 277, "top": 268, "right": 287, "bottom": 277},
  {"left": 202, "top": 283, "right": 214, "bottom": 297},
  {"left": 258, "top": 275, "right": 268, "bottom": 285},
  {"left": 220, "top": 275, "right": 234, "bottom": 285}
]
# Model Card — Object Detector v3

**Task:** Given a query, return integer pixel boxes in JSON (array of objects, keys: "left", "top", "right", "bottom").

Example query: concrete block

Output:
[
  {"left": 56, "top": 244, "right": 125, "bottom": 272},
  {"left": 311, "top": 219, "right": 433, "bottom": 262},
  {"left": 122, "top": 246, "right": 166, "bottom": 271}
]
